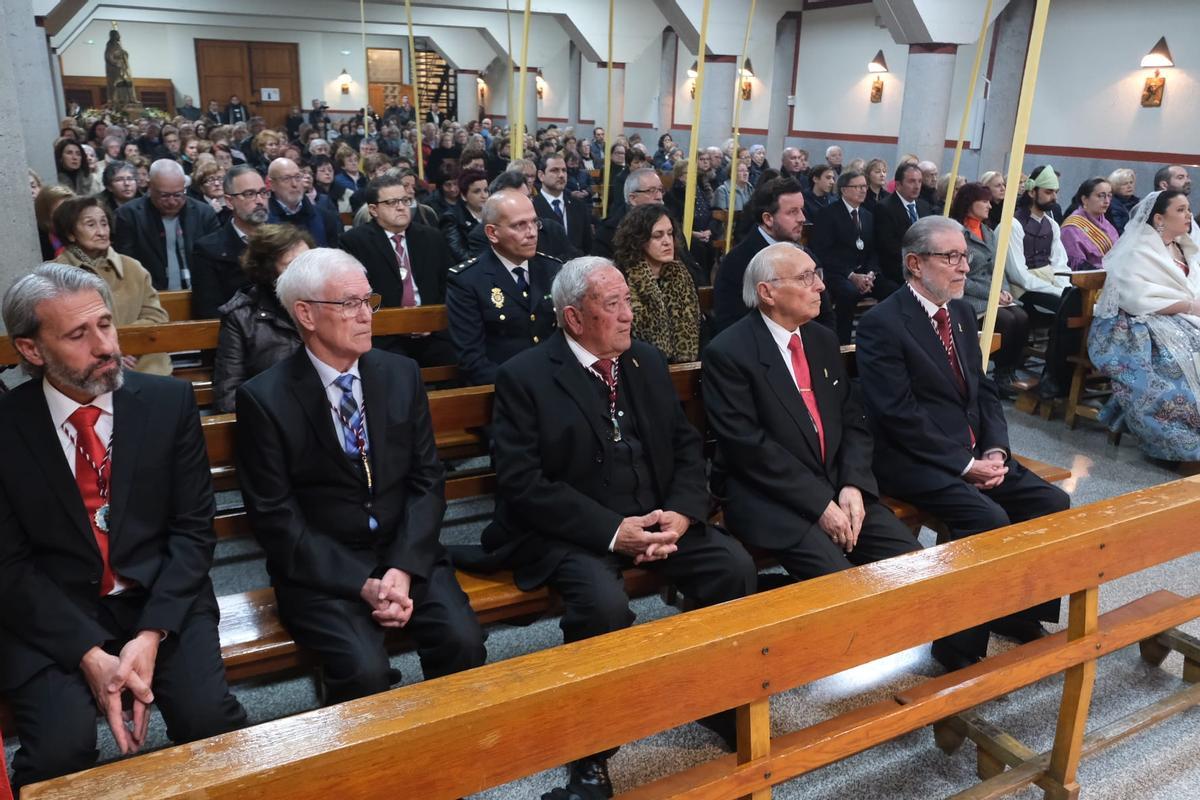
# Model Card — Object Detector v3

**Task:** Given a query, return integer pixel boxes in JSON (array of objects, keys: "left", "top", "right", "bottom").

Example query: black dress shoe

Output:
[
  {"left": 568, "top": 755, "right": 613, "bottom": 799},
  {"left": 930, "top": 642, "right": 981, "bottom": 673},
  {"left": 990, "top": 618, "right": 1050, "bottom": 643}
]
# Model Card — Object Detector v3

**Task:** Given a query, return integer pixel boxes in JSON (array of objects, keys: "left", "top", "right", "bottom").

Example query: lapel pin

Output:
[
  {"left": 957, "top": 322, "right": 963, "bottom": 333},
  {"left": 833, "top": 379, "right": 839, "bottom": 386},
  {"left": 632, "top": 358, "right": 640, "bottom": 368},
  {"left": 823, "top": 368, "right": 828, "bottom": 378}
]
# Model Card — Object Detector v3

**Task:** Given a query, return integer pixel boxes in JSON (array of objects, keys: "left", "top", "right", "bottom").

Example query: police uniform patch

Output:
[{"left": 449, "top": 257, "right": 479, "bottom": 274}]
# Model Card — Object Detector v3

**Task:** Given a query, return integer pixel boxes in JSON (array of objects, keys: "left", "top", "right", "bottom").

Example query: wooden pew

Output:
[
  {"left": 28, "top": 477, "right": 1200, "bottom": 800},
  {"left": 158, "top": 290, "right": 192, "bottom": 321}
]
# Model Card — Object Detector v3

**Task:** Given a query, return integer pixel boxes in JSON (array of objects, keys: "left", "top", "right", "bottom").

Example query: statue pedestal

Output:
[{"left": 122, "top": 102, "right": 144, "bottom": 118}]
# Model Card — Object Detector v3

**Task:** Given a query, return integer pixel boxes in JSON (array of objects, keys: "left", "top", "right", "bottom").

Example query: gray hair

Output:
[
  {"left": 1107, "top": 167, "right": 1136, "bottom": 190},
  {"left": 825, "top": 144, "right": 842, "bottom": 157},
  {"left": 308, "top": 138, "right": 329, "bottom": 154},
  {"left": 2, "top": 263, "right": 114, "bottom": 376},
  {"left": 900, "top": 216, "right": 965, "bottom": 276},
  {"left": 749, "top": 144, "right": 765, "bottom": 156},
  {"left": 551, "top": 256, "right": 614, "bottom": 326},
  {"left": 623, "top": 168, "right": 657, "bottom": 203},
  {"left": 148, "top": 158, "right": 185, "bottom": 183},
  {"left": 101, "top": 160, "right": 136, "bottom": 188},
  {"left": 223, "top": 163, "right": 261, "bottom": 195},
  {"left": 274, "top": 248, "right": 368, "bottom": 324},
  {"left": 742, "top": 242, "right": 805, "bottom": 308}
]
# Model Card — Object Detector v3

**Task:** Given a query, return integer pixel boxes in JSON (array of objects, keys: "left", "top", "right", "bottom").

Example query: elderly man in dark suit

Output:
[
  {"left": 856, "top": 216, "right": 1069, "bottom": 672},
  {"left": 190, "top": 165, "right": 270, "bottom": 318},
  {"left": 0, "top": 264, "right": 246, "bottom": 792},
  {"left": 339, "top": 174, "right": 456, "bottom": 367},
  {"left": 483, "top": 256, "right": 756, "bottom": 796},
  {"left": 875, "top": 162, "right": 934, "bottom": 285},
  {"left": 113, "top": 158, "right": 221, "bottom": 291},
  {"left": 704, "top": 242, "right": 919, "bottom": 580},
  {"left": 235, "top": 248, "right": 486, "bottom": 706},
  {"left": 809, "top": 169, "right": 897, "bottom": 343}
]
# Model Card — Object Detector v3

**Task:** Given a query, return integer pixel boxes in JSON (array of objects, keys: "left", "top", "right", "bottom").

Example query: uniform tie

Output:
[
  {"left": 512, "top": 266, "right": 528, "bottom": 296},
  {"left": 786, "top": 334, "right": 825, "bottom": 460},
  {"left": 67, "top": 405, "right": 116, "bottom": 595}
]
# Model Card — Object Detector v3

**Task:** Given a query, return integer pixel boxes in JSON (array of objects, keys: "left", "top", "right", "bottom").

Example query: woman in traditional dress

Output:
[
  {"left": 1088, "top": 190, "right": 1200, "bottom": 461},
  {"left": 1060, "top": 177, "right": 1119, "bottom": 270}
]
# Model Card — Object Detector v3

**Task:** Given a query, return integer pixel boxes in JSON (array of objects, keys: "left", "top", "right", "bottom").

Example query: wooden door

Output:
[
  {"left": 247, "top": 42, "right": 300, "bottom": 130},
  {"left": 195, "top": 40, "right": 251, "bottom": 120},
  {"left": 195, "top": 40, "right": 300, "bottom": 131}
]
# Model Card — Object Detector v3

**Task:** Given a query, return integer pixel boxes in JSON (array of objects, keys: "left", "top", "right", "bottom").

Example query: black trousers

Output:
[
  {"left": 766, "top": 500, "right": 921, "bottom": 581},
  {"left": 1021, "top": 289, "right": 1082, "bottom": 388},
  {"left": 988, "top": 305, "right": 1031, "bottom": 370},
  {"left": 275, "top": 561, "right": 486, "bottom": 706},
  {"left": 549, "top": 524, "right": 757, "bottom": 645},
  {"left": 901, "top": 462, "right": 1070, "bottom": 659},
  {"left": 828, "top": 271, "right": 899, "bottom": 344},
  {"left": 6, "top": 589, "right": 247, "bottom": 793}
]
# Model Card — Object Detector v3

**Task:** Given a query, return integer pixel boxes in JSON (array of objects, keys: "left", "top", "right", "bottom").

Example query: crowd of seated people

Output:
[{"left": 11, "top": 97, "right": 1200, "bottom": 800}]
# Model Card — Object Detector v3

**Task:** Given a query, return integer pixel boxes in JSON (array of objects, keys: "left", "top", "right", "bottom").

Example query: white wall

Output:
[{"left": 59, "top": 18, "right": 409, "bottom": 113}]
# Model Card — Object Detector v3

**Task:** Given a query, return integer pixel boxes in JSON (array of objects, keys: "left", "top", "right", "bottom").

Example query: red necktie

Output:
[
  {"left": 68, "top": 406, "right": 116, "bottom": 596},
  {"left": 392, "top": 233, "right": 417, "bottom": 307},
  {"left": 0, "top": 732, "right": 11, "bottom": 800},
  {"left": 931, "top": 308, "right": 975, "bottom": 447},
  {"left": 787, "top": 334, "right": 825, "bottom": 460}
]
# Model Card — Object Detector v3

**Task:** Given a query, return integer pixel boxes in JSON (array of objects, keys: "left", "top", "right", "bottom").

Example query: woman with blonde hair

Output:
[{"left": 1106, "top": 167, "right": 1139, "bottom": 234}]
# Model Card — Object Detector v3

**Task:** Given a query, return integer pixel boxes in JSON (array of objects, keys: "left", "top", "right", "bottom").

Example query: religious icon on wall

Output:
[
  {"left": 870, "top": 77, "right": 884, "bottom": 104},
  {"left": 1141, "top": 73, "right": 1165, "bottom": 107}
]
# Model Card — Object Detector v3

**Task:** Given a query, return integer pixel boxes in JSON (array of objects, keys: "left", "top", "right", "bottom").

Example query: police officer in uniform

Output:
[{"left": 446, "top": 190, "right": 563, "bottom": 385}]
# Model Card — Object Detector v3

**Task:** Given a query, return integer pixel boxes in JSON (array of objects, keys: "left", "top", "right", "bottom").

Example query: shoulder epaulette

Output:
[{"left": 449, "top": 257, "right": 479, "bottom": 274}]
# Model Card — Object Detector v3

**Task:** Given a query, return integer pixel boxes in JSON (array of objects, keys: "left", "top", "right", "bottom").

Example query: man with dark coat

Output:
[
  {"left": 339, "top": 175, "right": 457, "bottom": 366},
  {"left": 190, "top": 165, "right": 269, "bottom": 318},
  {"left": 0, "top": 265, "right": 246, "bottom": 792},
  {"left": 532, "top": 154, "right": 593, "bottom": 256},
  {"left": 483, "top": 256, "right": 756, "bottom": 797},
  {"left": 235, "top": 248, "right": 486, "bottom": 706},
  {"left": 856, "top": 216, "right": 1069, "bottom": 672},
  {"left": 445, "top": 191, "right": 563, "bottom": 385},
  {"left": 875, "top": 163, "right": 934, "bottom": 285},
  {"left": 266, "top": 157, "right": 341, "bottom": 247}
]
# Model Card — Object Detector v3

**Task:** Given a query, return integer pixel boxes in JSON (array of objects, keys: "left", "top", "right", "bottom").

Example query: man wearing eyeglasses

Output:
[
  {"left": 446, "top": 190, "right": 563, "bottom": 385},
  {"left": 339, "top": 175, "right": 457, "bottom": 368},
  {"left": 235, "top": 248, "right": 487, "bottom": 706},
  {"left": 704, "top": 243, "right": 919, "bottom": 586},
  {"left": 809, "top": 169, "right": 898, "bottom": 344},
  {"left": 856, "top": 216, "right": 1068, "bottom": 673},
  {"left": 266, "top": 157, "right": 341, "bottom": 247},
  {"left": 190, "top": 165, "right": 271, "bottom": 318},
  {"left": 112, "top": 159, "right": 220, "bottom": 292}
]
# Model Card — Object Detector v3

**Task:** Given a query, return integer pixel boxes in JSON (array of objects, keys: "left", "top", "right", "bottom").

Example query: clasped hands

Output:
[
  {"left": 965, "top": 451, "right": 1008, "bottom": 490},
  {"left": 849, "top": 271, "right": 876, "bottom": 294},
  {"left": 361, "top": 567, "right": 415, "bottom": 629},
  {"left": 614, "top": 509, "right": 690, "bottom": 564},
  {"left": 79, "top": 630, "right": 161, "bottom": 755},
  {"left": 819, "top": 486, "right": 867, "bottom": 553}
]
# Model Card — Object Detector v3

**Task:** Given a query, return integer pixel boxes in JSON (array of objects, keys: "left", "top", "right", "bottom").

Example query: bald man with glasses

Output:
[{"left": 266, "top": 157, "right": 341, "bottom": 247}]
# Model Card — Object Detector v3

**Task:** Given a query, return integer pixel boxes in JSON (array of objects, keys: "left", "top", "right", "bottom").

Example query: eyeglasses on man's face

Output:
[
  {"left": 919, "top": 250, "right": 968, "bottom": 267},
  {"left": 768, "top": 269, "right": 821, "bottom": 288},
  {"left": 229, "top": 189, "right": 272, "bottom": 201},
  {"left": 305, "top": 293, "right": 383, "bottom": 318}
]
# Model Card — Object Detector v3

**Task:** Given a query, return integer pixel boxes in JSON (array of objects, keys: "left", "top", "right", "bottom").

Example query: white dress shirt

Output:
[
  {"left": 565, "top": 333, "right": 625, "bottom": 552},
  {"left": 759, "top": 311, "right": 805, "bottom": 387},
  {"left": 306, "top": 348, "right": 364, "bottom": 444},
  {"left": 540, "top": 188, "right": 568, "bottom": 235},
  {"left": 494, "top": 250, "right": 532, "bottom": 287}
]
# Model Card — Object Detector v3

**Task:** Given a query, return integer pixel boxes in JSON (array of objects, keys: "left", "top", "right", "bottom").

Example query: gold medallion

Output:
[{"left": 491, "top": 287, "right": 505, "bottom": 309}]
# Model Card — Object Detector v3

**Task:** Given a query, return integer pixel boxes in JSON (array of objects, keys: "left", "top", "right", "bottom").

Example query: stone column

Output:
[
  {"left": 595, "top": 62, "right": 625, "bottom": 138},
  {"left": 896, "top": 44, "right": 958, "bottom": 166},
  {"left": 978, "top": 0, "right": 1035, "bottom": 174},
  {"left": 767, "top": 14, "right": 800, "bottom": 163},
  {"left": 697, "top": 55, "right": 737, "bottom": 150},
  {"left": 658, "top": 30, "right": 676, "bottom": 133},
  {"left": 511, "top": 65, "right": 539, "bottom": 138},
  {"left": 0, "top": 0, "right": 44, "bottom": 305},
  {"left": 455, "top": 70, "right": 481, "bottom": 123},
  {"left": 4, "top": 0, "right": 57, "bottom": 182},
  {"left": 568, "top": 42, "right": 581, "bottom": 130}
]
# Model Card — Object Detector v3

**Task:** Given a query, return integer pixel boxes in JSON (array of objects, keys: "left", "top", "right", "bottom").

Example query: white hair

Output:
[
  {"left": 623, "top": 168, "right": 657, "bottom": 202},
  {"left": 551, "top": 256, "right": 614, "bottom": 326},
  {"left": 825, "top": 145, "right": 842, "bottom": 157},
  {"left": 742, "top": 242, "right": 805, "bottom": 309},
  {"left": 148, "top": 158, "right": 185, "bottom": 182},
  {"left": 275, "top": 248, "right": 368, "bottom": 323}
]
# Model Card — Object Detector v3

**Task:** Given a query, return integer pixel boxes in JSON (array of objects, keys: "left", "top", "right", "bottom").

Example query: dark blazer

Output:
[
  {"left": 712, "top": 227, "right": 772, "bottom": 334},
  {"left": 703, "top": 313, "right": 877, "bottom": 550},
  {"left": 445, "top": 249, "right": 562, "bottom": 385},
  {"left": 0, "top": 374, "right": 218, "bottom": 690},
  {"left": 439, "top": 202, "right": 480, "bottom": 263},
  {"left": 235, "top": 348, "right": 446, "bottom": 598},
  {"left": 212, "top": 286, "right": 300, "bottom": 413},
  {"left": 339, "top": 220, "right": 453, "bottom": 308},
  {"left": 533, "top": 191, "right": 593, "bottom": 255},
  {"left": 809, "top": 200, "right": 877, "bottom": 279},
  {"left": 224, "top": 103, "right": 250, "bottom": 124},
  {"left": 855, "top": 287, "right": 1009, "bottom": 497},
  {"left": 113, "top": 195, "right": 221, "bottom": 291},
  {"left": 267, "top": 195, "right": 342, "bottom": 248},
  {"left": 190, "top": 221, "right": 249, "bottom": 319},
  {"left": 482, "top": 332, "right": 710, "bottom": 587},
  {"left": 875, "top": 193, "right": 933, "bottom": 285}
]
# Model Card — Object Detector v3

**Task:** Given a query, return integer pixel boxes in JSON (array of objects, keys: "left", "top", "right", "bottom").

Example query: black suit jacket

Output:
[
  {"left": 875, "top": 193, "right": 933, "bottom": 285},
  {"left": 532, "top": 192, "right": 593, "bottom": 255},
  {"left": 191, "top": 221, "right": 249, "bottom": 319},
  {"left": 339, "top": 220, "right": 453, "bottom": 308},
  {"left": 113, "top": 195, "right": 221, "bottom": 291},
  {"left": 445, "top": 249, "right": 562, "bottom": 385},
  {"left": 703, "top": 313, "right": 877, "bottom": 550},
  {"left": 809, "top": 201, "right": 877, "bottom": 278},
  {"left": 224, "top": 103, "right": 250, "bottom": 124},
  {"left": 712, "top": 228, "right": 772, "bottom": 334},
  {"left": 856, "top": 287, "right": 1009, "bottom": 497},
  {"left": 0, "top": 374, "right": 218, "bottom": 689},
  {"left": 235, "top": 349, "right": 445, "bottom": 598},
  {"left": 482, "top": 332, "right": 709, "bottom": 587}
]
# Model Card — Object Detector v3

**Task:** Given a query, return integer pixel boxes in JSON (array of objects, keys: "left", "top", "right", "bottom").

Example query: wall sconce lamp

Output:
[
  {"left": 739, "top": 58, "right": 754, "bottom": 100},
  {"left": 337, "top": 68, "right": 352, "bottom": 95},
  {"left": 868, "top": 50, "right": 888, "bottom": 103},
  {"left": 535, "top": 71, "right": 547, "bottom": 100},
  {"left": 687, "top": 60, "right": 698, "bottom": 98},
  {"left": 1140, "top": 36, "right": 1173, "bottom": 107}
]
